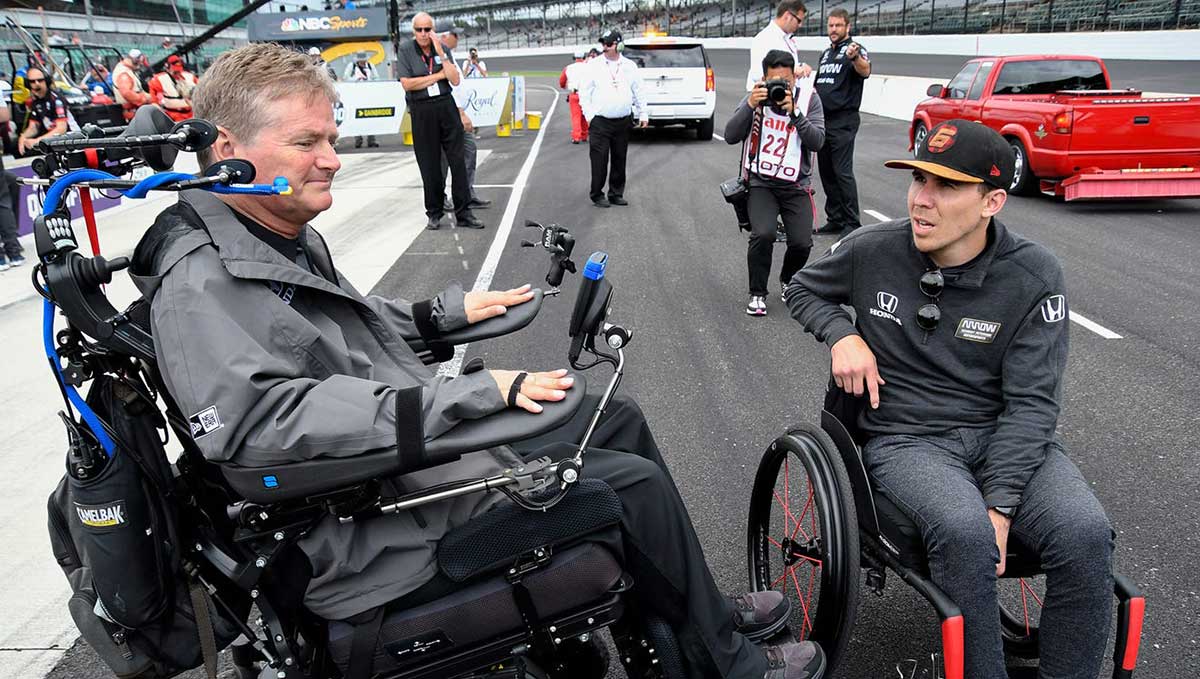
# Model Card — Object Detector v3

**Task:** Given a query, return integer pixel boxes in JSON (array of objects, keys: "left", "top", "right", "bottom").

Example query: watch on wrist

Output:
[{"left": 992, "top": 505, "right": 1017, "bottom": 519}]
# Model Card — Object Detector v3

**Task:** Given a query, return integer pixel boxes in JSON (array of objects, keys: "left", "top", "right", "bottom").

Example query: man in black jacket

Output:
[
  {"left": 725, "top": 49, "right": 824, "bottom": 317},
  {"left": 786, "top": 120, "right": 1114, "bottom": 679}
]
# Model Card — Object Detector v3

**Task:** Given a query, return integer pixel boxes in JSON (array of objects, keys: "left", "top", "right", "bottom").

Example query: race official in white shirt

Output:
[
  {"left": 746, "top": 0, "right": 814, "bottom": 92},
  {"left": 579, "top": 29, "right": 648, "bottom": 208}
]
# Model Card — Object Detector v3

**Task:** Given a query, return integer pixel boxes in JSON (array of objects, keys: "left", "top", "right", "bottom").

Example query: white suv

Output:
[{"left": 622, "top": 36, "right": 717, "bottom": 141}]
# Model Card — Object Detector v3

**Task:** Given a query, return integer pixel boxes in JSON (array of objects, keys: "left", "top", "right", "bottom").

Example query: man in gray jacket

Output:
[
  {"left": 726, "top": 49, "right": 824, "bottom": 317},
  {"left": 132, "top": 43, "right": 826, "bottom": 679},
  {"left": 786, "top": 120, "right": 1113, "bottom": 679}
]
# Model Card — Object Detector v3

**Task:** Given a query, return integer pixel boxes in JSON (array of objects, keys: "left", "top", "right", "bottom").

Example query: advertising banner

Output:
[
  {"left": 335, "top": 81, "right": 407, "bottom": 136},
  {"left": 10, "top": 165, "right": 124, "bottom": 237},
  {"left": 248, "top": 8, "right": 390, "bottom": 42},
  {"left": 512, "top": 75, "right": 527, "bottom": 123},
  {"left": 452, "top": 77, "right": 511, "bottom": 127}
]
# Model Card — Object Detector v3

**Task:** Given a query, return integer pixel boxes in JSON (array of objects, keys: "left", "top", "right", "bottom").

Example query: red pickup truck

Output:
[{"left": 910, "top": 55, "right": 1200, "bottom": 200}]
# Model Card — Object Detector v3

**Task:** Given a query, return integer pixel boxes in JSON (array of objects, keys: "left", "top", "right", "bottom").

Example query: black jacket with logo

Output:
[{"left": 786, "top": 218, "right": 1069, "bottom": 508}]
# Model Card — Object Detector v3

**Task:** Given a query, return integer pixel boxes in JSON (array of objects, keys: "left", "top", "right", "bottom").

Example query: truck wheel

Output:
[
  {"left": 912, "top": 122, "right": 928, "bottom": 157},
  {"left": 697, "top": 115, "right": 714, "bottom": 141},
  {"left": 1008, "top": 137, "right": 1036, "bottom": 195}
]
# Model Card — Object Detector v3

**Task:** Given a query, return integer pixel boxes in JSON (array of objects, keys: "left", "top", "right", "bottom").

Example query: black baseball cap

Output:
[
  {"left": 885, "top": 119, "right": 1015, "bottom": 190},
  {"left": 600, "top": 29, "right": 622, "bottom": 45}
]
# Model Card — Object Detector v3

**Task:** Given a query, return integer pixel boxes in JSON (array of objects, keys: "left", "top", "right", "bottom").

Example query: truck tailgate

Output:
[{"left": 1066, "top": 95, "right": 1200, "bottom": 157}]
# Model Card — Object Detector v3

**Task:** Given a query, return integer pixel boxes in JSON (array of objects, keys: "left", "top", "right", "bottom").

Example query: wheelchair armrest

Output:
[
  {"left": 405, "top": 288, "right": 544, "bottom": 355},
  {"left": 220, "top": 374, "right": 586, "bottom": 503}
]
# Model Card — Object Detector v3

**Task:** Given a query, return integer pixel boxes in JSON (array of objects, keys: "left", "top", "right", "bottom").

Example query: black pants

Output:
[
  {"left": 588, "top": 114, "right": 631, "bottom": 201},
  {"left": 747, "top": 185, "right": 813, "bottom": 296},
  {"left": 409, "top": 96, "right": 472, "bottom": 220},
  {"left": 0, "top": 170, "right": 22, "bottom": 258},
  {"left": 816, "top": 110, "right": 862, "bottom": 232},
  {"left": 512, "top": 395, "right": 767, "bottom": 679}
]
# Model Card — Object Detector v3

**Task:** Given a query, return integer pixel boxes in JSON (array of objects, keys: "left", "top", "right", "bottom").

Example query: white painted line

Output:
[
  {"left": 1070, "top": 311, "right": 1123, "bottom": 339},
  {"left": 713, "top": 133, "right": 726, "bottom": 142},
  {"left": 461, "top": 260, "right": 470, "bottom": 270},
  {"left": 456, "top": 245, "right": 465, "bottom": 255},
  {"left": 864, "top": 209, "right": 890, "bottom": 222},
  {"left": 438, "top": 87, "right": 560, "bottom": 376},
  {"left": 405, "top": 251, "right": 450, "bottom": 256}
]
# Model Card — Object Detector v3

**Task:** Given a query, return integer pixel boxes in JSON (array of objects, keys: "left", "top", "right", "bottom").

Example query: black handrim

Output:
[{"left": 747, "top": 426, "right": 859, "bottom": 673}]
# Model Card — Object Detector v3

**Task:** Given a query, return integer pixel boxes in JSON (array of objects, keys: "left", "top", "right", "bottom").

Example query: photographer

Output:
[
  {"left": 725, "top": 49, "right": 824, "bottom": 317},
  {"left": 461, "top": 47, "right": 487, "bottom": 79}
]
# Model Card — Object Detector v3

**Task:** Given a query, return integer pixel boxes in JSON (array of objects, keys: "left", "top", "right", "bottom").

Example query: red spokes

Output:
[{"left": 767, "top": 452, "right": 825, "bottom": 641}]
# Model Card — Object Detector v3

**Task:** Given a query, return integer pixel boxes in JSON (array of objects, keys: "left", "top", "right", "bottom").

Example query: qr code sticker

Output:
[{"left": 189, "top": 406, "right": 224, "bottom": 439}]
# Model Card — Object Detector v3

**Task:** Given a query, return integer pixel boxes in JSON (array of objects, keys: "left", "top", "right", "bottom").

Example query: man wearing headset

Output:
[
  {"left": 787, "top": 120, "right": 1114, "bottom": 679},
  {"left": 578, "top": 29, "right": 648, "bottom": 209}
]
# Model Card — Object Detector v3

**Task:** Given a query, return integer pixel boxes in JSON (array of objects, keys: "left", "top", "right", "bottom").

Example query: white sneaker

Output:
[
  {"left": 0, "top": 257, "right": 10, "bottom": 272},
  {"left": 746, "top": 295, "right": 767, "bottom": 316}
]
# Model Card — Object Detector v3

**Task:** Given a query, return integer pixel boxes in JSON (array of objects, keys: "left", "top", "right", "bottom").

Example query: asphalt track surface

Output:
[{"left": 49, "top": 50, "right": 1199, "bottom": 679}]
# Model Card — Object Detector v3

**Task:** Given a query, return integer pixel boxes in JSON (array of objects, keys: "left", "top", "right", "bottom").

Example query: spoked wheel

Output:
[
  {"left": 998, "top": 574, "right": 1046, "bottom": 659},
  {"left": 747, "top": 425, "right": 860, "bottom": 674}
]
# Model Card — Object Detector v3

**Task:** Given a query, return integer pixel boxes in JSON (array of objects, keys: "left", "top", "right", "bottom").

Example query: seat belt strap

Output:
[
  {"left": 188, "top": 579, "right": 220, "bottom": 679},
  {"left": 346, "top": 606, "right": 385, "bottom": 679}
]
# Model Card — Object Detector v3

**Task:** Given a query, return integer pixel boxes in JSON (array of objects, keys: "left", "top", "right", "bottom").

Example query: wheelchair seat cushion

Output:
[
  {"left": 871, "top": 488, "right": 1044, "bottom": 578},
  {"left": 437, "top": 478, "right": 623, "bottom": 582},
  {"left": 326, "top": 541, "right": 623, "bottom": 675}
]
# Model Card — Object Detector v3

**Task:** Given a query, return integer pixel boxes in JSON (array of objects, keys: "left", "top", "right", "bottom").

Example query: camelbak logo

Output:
[
  {"left": 876, "top": 292, "right": 899, "bottom": 314},
  {"left": 955, "top": 317, "right": 1002, "bottom": 343},
  {"left": 76, "top": 502, "right": 127, "bottom": 528},
  {"left": 1041, "top": 295, "right": 1067, "bottom": 323}
]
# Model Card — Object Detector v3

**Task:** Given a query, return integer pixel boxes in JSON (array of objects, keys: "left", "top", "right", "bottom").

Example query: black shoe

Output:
[
  {"left": 354, "top": 138, "right": 363, "bottom": 148},
  {"left": 775, "top": 227, "right": 788, "bottom": 242},
  {"left": 571, "top": 139, "right": 581, "bottom": 144},
  {"left": 608, "top": 196, "right": 629, "bottom": 206},
  {"left": 457, "top": 215, "right": 486, "bottom": 229},
  {"left": 468, "top": 197, "right": 492, "bottom": 209},
  {"left": 813, "top": 224, "right": 843, "bottom": 235},
  {"left": 426, "top": 216, "right": 443, "bottom": 230},
  {"left": 592, "top": 197, "right": 611, "bottom": 208},
  {"left": 763, "top": 641, "right": 826, "bottom": 679},
  {"left": 730, "top": 591, "right": 791, "bottom": 643}
]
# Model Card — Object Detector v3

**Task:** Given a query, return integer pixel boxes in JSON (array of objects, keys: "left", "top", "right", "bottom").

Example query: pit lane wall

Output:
[{"left": 470, "top": 29, "right": 1200, "bottom": 122}]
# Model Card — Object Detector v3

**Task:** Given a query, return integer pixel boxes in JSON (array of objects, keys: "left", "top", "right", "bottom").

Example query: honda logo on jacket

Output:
[
  {"left": 877, "top": 292, "right": 899, "bottom": 313},
  {"left": 1041, "top": 295, "right": 1067, "bottom": 323}
]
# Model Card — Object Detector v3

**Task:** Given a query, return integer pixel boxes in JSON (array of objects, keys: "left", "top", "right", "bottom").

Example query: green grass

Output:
[{"left": 503, "top": 70, "right": 562, "bottom": 78}]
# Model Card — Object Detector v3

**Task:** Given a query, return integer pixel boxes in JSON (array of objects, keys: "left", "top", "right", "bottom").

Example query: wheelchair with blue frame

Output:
[
  {"left": 745, "top": 367, "right": 1147, "bottom": 678},
  {"left": 31, "top": 107, "right": 698, "bottom": 679}
]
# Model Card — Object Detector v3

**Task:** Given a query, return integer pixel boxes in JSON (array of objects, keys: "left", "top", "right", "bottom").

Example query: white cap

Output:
[
  {"left": 127, "top": 48, "right": 142, "bottom": 59},
  {"left": 574, "top": 50, "right": 586, "bottom": 59},
  {"left": 307, "top": 46, "right": 321, "bottom": 56}
]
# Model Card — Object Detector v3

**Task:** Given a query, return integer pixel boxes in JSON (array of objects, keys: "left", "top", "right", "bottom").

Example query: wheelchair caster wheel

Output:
[{"left": 747, "top": 425, "right": 860, "bottom": 676}]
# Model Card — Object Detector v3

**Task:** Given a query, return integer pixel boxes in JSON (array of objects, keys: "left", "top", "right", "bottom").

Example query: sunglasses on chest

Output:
[{"left": 916, "top": 269, "right": 944, "bottom": 332}]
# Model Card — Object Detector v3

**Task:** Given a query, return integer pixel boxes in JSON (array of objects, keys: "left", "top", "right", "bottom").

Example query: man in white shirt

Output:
[
  {"left": 746, "top": 0, "right": 814, "bottom": 92},
  {"left": 578, "top": 29, "right": 648, "bottom": 208},
  {"left": 461, "top": 47, "right": 488, "bottom": 78}
]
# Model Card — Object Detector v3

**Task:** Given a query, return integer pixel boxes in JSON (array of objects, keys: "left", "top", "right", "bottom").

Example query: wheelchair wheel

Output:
[
  {"left": 998, "top": 575, "right": 1045, "bottom": 659},
  {"left": 747, "top": 424, "right": 860, "bottom": 674}
]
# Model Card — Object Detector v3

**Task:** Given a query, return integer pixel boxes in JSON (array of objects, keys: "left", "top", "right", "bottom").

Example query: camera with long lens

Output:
[{"left": 764, "top": 78, "right": 791, "bottom": 106}]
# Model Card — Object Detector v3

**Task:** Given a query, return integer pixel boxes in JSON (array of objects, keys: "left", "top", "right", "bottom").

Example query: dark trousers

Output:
[
  {"left": 588, "top": 114, "right": 631, "bottom": 201},
  {"left": 0, "top": 170, "right": 22, "bottom": 258},
  {"left": 409, "top": 97, "right": 472, "bottom": 220},
  {"left": 816, "top": 110, "right": 862, "bottom": 232},
  {"left": 865, "top": 429, "right": 1114, "bottom": 679},
  {"left": 513, "top": 395, "right": 767, "bottom": 679},
  {"left": 747, "top": 185, "right": 813, "bottom": 296},
  {"left": 440, "top": 131, "right": 478, "bottom": 202}
]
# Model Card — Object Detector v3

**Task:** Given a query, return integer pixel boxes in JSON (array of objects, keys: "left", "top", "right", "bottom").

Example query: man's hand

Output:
[
  {"left": 432, "top": 39, "right": 446, "bottom": 58},
  {"left": 781, "top": 89, "right": 795, "bottom": 115},
  {"left": 795, "top": 63, "right": 813, "bottom": 79},
  {"left": 464, "top": 284, "right": 535, "bottom": 324},
  {"left": 748, "top": 81, "right": 768, "bottom": 108},
  {"left": 988, "top": 509, "right": 1012, "bottom": 577},
  {"left": 17, "top": 135, "right": 35, "bottom": 154},
  {"left": 846, "top": 42, "right": 862, "bottom": 60},
  {"left": 459, "top": 109, "right": 474, "bottom": 133},
  {"left": 638, "top": 118, "right": 649, "bottom": 129},
  {"left": 489, "top": 369, "right": 574, "bottom": 413},
  {"left": 830, "top": 334, "right": 886, "bottom": 409}
]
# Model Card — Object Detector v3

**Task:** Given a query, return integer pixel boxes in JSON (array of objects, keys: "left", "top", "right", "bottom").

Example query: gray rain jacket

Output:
[{"left": 130, "top": 190, "right": 519, "bottom": 620}]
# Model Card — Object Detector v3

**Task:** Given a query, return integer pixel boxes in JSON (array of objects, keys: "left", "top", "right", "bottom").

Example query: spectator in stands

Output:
[
  {"left": 149, "top": 55, "right": 198, "bottom": 123},
  {"left": 813, "top": 7, "right": 871, "bottom": 235},
  {"left": 17, "top": 66, "right": 74, "bottom": 156},
  {"left": 461, "top": 47, "right": 488, "bottom": 78},
  {"left": 113, "top": 49, "right": 153, "bottom": 122},
  {"left": 438, "top": 22, "right": 490, "bottom": 211},
  {"left": 746, "top": 1, "right": 814, "bottom": 92},
  {"left": 343, "top": 51, "right": 381, "bottom": 148},
  {"left": 0, "top": 104, "right": 24, "bottom": 272},
  {"left": 559, "top": 50, "right": 589, "bottom": 144},
  {"left": 579, "top": 29, "right": 647, "bottom": 208},
  {"left": 397, "top": 12, "right": 484, "bottom": 230}
]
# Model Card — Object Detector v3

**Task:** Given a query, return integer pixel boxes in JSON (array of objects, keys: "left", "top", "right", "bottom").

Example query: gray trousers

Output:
[
  {"left": 864, "top": 428, "right": 1114, "bottom": 679},
  {"left": 440, "top": 132, "right": 478, "bottom": 202},
  {"left": 0, "top": 170, "right": 22, "bottom": 258}
]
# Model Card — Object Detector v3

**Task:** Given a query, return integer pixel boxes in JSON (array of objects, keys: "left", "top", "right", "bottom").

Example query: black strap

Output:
[
  {"left": 394, "top": 385, "right": 425, "bottom": 473},
  {"left": 346, "top": 606, "right": 385, "bottom": 679},
  {"left": 463, "top": 356, "right": 486, "bottom": 374},
  {"left": 507, "top": 372, "right": 528, "bottom": 407},
  {"left": 187, "top": 579, "right": 219, "bottom": 679},
  {"left": 411, "top": 299, "right": 453, "bottom": 362}
]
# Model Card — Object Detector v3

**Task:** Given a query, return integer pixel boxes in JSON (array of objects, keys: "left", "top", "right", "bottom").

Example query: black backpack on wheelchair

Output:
[{"left": 32, "top": 151, "right": 684, "bottom": 679}]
